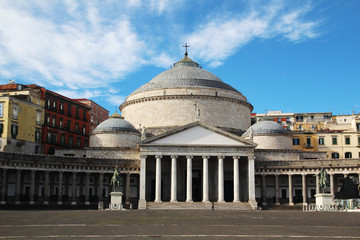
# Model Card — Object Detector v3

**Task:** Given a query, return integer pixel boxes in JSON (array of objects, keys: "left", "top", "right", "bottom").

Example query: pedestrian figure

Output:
[
  {"left": 211, "top": 202, "right": 214, "bottom": 211},
  {"left": 257, "top": 200, "right": 262, "bottom": 210}
]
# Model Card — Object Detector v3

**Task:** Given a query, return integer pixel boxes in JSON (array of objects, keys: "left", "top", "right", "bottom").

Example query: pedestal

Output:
[
  {"left": 315, "top": 193, "right": 333, "bottom": 210},
  {"left": 109, "top": 192, "right": 123, "bottom": 210}
]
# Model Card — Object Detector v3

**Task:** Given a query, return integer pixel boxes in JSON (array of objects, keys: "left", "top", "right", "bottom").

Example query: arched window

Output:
[
  {"left": 345, "top": 152, "right": 352, "bottom": 159},
  {"left": 331, "top": 152, "right": 339, "bottom": 159}
]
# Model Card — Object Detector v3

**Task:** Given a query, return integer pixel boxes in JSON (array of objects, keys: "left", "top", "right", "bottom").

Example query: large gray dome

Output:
[
  {"left": 130, "top": 55, "right": 240, "bottom": 95},
  {"left": 93, "top": 113, "right": 139, "bottom": 134},
  {"left": 243, "top": 121, "right": 290, "bottom": 137}
]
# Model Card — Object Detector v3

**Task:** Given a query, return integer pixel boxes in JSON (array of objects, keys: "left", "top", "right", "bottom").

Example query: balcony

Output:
[{"left": 304, "top": 144, "right": 313, "bottom": 148}]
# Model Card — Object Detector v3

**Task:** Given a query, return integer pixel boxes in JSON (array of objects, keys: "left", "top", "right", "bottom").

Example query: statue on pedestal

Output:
[
  {"left": 318, "top": 168, "right": 329, "bottom": 193},
  {"left": 110, "top": 166, "right": 121, "bottom": 192}
]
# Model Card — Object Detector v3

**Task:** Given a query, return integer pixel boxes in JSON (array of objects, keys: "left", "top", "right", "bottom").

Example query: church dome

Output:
[
  {"left": 93, "top": 112, "right": 139, "bottom": 134},
  {"left": 131, "top": 55, "right": 239, "bottom": 95},
  {"left": 242, "top": 121, "right": 290, "bottom": 137},
  {"left": 90, "top": 113, "right": 140, "bottom": 148},
  {"left": 120, "top": 50, "right": 253, "bottom": 136}
]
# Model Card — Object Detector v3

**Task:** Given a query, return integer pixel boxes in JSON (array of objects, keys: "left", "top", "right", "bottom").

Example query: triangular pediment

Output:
[{"left": 140, "top": 122, "right": 256, "bottom": 147}]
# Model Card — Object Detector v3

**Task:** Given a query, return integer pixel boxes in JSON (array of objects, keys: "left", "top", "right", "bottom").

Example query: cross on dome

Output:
[{"left": 183, "top": 43, "right": 190, "bottom": 56}]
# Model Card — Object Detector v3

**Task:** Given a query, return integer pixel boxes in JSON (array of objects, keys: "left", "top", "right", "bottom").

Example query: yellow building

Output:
[
  {"left": 293, "top": 112, "right": 332, "bottom": 131},
  {"left": 0, "top": 85, "right": 44, "bottom": 153},
  {"left": 292, "top": 132, "right": 318, "bottom": 152}
]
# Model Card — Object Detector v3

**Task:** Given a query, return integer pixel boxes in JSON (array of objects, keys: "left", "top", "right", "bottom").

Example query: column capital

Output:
[
  {"left": 186, "top": 155, "right": 193, "bottom": 160},
  {"left": 140, "top": 155, "right": 147, "bottom": 160},
  {"left": 233, "top": 156, "right": 240, "bottom": 160},
  {"left": 202, "top": 155, "right": 209, "bottom": 160},
  {"left": 155, "top": 155, "right": 162, "bottom": 159},
  {"left": 218, "top": 155, "right": 224, "bottom": 160},
  {"left": 170, "top": 155, "right": 178, "bottom": 159}
]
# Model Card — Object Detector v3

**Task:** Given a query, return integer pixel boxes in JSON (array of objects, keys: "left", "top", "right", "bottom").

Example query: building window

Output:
[
  {"left": 46, "top": 100, "right": 51, "bottom": 109},
  {"left": 52, "top": 117, "right": 56, "bottom": 127},
  {"left": 68, "top": 136, "right": 73, "bottom": 147},
  {"left": 318, "top": 137, "right": 324, "bottom": 145},
  {"left": 298, "top": 125, "right": 302, "bottom": 131},
  {"left": 0, "top": 123, "right": 3, "bottom": 137},
  {"left": 345, "top": 152, "right": 352, "bottom": 159},
  {"left": 52, "top": 100, "right": 57, "bottom": 111},
  {"left": 76, "top": 138, "right": 81, "bottom": 148},
  {"left": 345, "top": 137, "right": 351, "bottom": 145},
  {"left": 295, "top": 116, "right": 303, "bottom": 122},
  {"left": 67, "top": 120, "right": 71, "bottom": 131},
  {"left": 11, "top": 124, "right": 18, "bottom": 139},
  {"left": 331, "top": 152, "right": 339, "bottom": 159},
  {"left": 51, "top": 133, "right": 57, "bottom": 144},
  {"left": 68, "top": 104, "right": 72, "bottom": 116},
  {"left": 36, "top": 111, "right": 41, "bottom": 125},
  {"left": 59, "top": 103, "right": 64, "bottom": 113},
  {"left": 0, "top": 103, "right": 3, "bottom": 117},
  {"left": 306, "top": 137, "right": 311, "bottom": 147},
  {"left": 84, "top": 140, "right": 88, "bottom": 147},
  {"left": 59, "top": 119, "right": 63, "bottom": 129},
  {"left": 358, "top": 137, "right": 360, "bottom": 146},
  {"left": 75, "top": 122, "right": 79, "bottom": 132},
  {"left": 47, "top": 132, "right": 51, "bottom": 143},
  {"left": 12, "top": 104, "right": 18, "bottom": 120},
  {"left": 83, "top": 110, "right": 87, "bottom": 121},
  {"left": 332, "top": 137, "right": 337, "bottom": 145},
  {"left": 60, "top": 134, "right": 65, "bottom": 146},
  {"left": 293, "top": 138, "right": 300, "bottom": 145},
  {"left": 35, "top": 130, "right": 41, "bottom": 143},
  {"left": 82, "top": 126, "right": 86, "bottom": 135},
  {"left": 76, "top": 107, "right": 80, "bottom": 119}
]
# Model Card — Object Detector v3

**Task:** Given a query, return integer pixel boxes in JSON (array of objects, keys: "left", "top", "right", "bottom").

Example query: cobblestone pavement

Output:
[{"left": 0, "top": 209, "right": 360, "bottom": 239}]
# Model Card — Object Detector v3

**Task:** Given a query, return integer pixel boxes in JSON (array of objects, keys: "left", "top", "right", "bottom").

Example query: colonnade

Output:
[
  {"left": 0, "top": 168, "right": 137, "bottom": 206},
  {"left": 139, "top": 154, "right": 256, "bottom": 208},
  {"left": 258, "top": 172, "right": 360, "bottom": 206}
]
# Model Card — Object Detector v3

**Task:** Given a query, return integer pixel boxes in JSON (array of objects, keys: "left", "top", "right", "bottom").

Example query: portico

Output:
[{"left": 138, "top": 122, "right": 257, "bottom": 209}]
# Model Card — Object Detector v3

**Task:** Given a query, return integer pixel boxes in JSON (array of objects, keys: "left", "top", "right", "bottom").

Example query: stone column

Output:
[
  {"left": 30, "top": 170, "right": 36, "bottom": 205},
  {"left": 218, "top": 156, "right": 225, "bottom": 202},
  {"left": 330, "top": 173, "right": 334, "bottom": 199},
  {"left": 98, "top": 172, "right": 104, "bottom": 203},
  {"left": 186, "top": 155, "right": 193, "bottom": 202},
  {"left": 302, "top": 174, "right": 307, "bottom": 206},
  {"left": 343, "top": 173, "right": 348, "bottom": 178},
  {"left": 261, "top": 173, "right": 266, "bottom": 205},
  {"left": 85, "top": 172, "right": 90, "bottom": 205},
  {"left": 44, "top": 171, "right": 49, "bottom": 205},
  {"left": 138, "top": 155, "right": 147, "bottom": 209},
  {"left": 126, "top": 173, "right": 131, "bottom": 204},
  {"left": 202, "top": 156, "right": 209, "bottom": 202},
  {"left": 71, "top": 172, "right": 77, "bottom": 205},
  {"left": 1, "top": 168, "right": 7, "bottom": 205},
  {"left": 155, "top": 155, "right": 162, "bottom": 202},
  {"left": 248, "top": 155, "right": 257, "bottom": 208},
  {"left": 315, "top": 172, "right": 320, "bottom": 194},
  {"left": 15, "top": 169, "right": 21, "bottom": 205},
  {"left": 170, "top": 155, "right": 178, "bottom": 202},
  {"left": 233, "top": 156, "right": 240, "bottom": 202},
  {"left": 288, "top": 174, "right": 294, "bottom": 206},
  {"left": 275, "top": 174, "right": 280, "bottom": 205},
  {"left": 58, "top": 171, "right": 63, "bottom": 205}
]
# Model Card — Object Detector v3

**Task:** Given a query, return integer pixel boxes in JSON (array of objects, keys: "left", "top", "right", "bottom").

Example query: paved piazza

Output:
[{"left": 0, "top": 210, "right": 360, "bottom": 239}]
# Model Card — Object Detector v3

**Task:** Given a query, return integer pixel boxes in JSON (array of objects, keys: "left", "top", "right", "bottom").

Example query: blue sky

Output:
[{"left": 0, "top": 0, "right": 359, "bottom": 115}]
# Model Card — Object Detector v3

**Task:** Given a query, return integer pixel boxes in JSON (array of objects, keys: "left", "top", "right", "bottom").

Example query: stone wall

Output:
[
  {"left": 252, "top": 135, "right": 292, "bottom": 150},
  {"left": 89, "top": 132, "right": 140, "bottom": 148},
  {"left": 122, "top": 95, "right": 251, "bottom": 133}
]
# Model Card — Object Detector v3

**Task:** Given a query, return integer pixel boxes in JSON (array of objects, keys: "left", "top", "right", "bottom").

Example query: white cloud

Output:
[
  {"left": 0, "top": 1, "right": 146, "bottom": 90},
  {"left": 184, "top": 1, "right": 321, "bottom": 67},
  {"left": 108, "top": 95, "right": 126, "bottom": 107}
]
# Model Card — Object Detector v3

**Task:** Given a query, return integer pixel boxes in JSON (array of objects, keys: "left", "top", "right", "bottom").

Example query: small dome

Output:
[
  {"left": 93, "top": 113, "right": 139, "bottom": 133},
  {"left": 242, "top": 121, "right": 289, "bottom": 137}
]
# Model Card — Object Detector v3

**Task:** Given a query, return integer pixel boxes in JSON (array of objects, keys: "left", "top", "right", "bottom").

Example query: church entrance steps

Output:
[{"left": 146, "top": 201, "right": 253, "bottom": 210}]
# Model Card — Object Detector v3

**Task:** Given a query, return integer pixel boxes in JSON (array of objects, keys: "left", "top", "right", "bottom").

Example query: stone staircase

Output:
[{"left": 147, "top": 201, "right": 253, "bottom": 210}]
